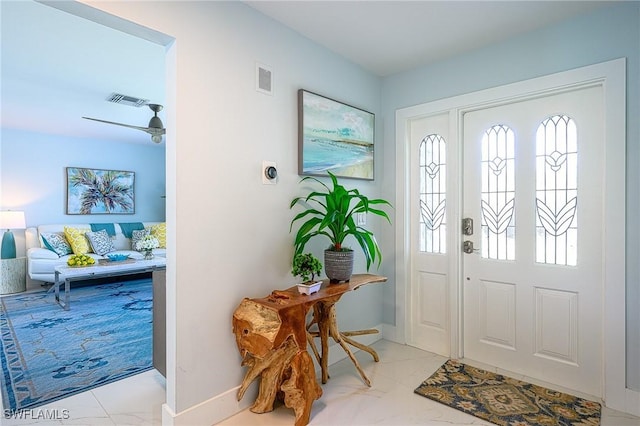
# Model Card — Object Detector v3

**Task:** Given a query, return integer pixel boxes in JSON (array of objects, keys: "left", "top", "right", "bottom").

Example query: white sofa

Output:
[{"left": 26, "top": 222, "right": 166, "bottom": 283}]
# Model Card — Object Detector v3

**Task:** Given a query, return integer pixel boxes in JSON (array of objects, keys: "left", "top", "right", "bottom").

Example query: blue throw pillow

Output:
[
  {"left": 41, "top": 232, "right": 73, "bottom": 257},
  {"left": 119, "top": 222, "right": 145, "bottom": 238}
]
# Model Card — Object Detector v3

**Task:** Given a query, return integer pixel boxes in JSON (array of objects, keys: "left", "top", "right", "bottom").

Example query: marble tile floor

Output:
[
  {"left": 1, "top": 369, "right": 166, "bottom": 426},
  {"left": 220, "top": 340, "right": 640, "bottom": 426},
  {"left": 2, "top": 340, "right": 639, "bottom": 425}
]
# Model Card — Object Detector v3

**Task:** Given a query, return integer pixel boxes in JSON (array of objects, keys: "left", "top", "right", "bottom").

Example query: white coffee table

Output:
[{"left": 53, "top": 258, "right": 166, "bottom": 310}]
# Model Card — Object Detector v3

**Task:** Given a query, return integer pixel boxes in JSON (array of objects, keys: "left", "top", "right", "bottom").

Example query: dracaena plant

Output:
[{"left": 289, "top": 171, "right": 392, "bottom": 271}]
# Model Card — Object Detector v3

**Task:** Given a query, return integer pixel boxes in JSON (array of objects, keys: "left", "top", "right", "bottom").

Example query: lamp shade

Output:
[{"left": 0, "top": 211, "right": 26, "bottom": 230}]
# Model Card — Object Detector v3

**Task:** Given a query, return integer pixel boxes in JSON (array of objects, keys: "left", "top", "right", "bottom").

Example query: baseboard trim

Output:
[
  {"left": 162, "top": 385, "right": 256, "bottom": 426},
  {"left": 381, "top": 323, "right": 402, "bottom": 344},
  {"left": 163, "top": 324, "right": 385, "bottom": 425},
  {"left": 624, "top": 387, "right": 640, "bottom": 417}
]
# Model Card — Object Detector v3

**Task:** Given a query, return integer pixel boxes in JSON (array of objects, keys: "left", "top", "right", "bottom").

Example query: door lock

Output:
[
  {"left": 462, "top": 218, "right": 474, "bottom": 235},
  {"left": 463, "top": 240, "right": 479, "bottom": 254}
]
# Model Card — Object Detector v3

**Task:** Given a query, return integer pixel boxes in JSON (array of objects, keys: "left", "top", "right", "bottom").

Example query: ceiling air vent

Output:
[{"left": 106, "top": 93, "right": 149, "bottom": 107}]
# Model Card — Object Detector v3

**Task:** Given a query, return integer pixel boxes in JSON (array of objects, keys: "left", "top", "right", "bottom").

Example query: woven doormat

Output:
[{"left": 415, "top": 360, "right": 601, "bottom": 426}]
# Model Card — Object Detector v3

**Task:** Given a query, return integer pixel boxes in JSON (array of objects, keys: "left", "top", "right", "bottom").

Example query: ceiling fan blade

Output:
[
  {"left": 83, "top": 103, "right": 165, "bottom": 143},
  {"left": 143, "top": 127, "right": 166, "bottom": 136},
  {"left": 82, "top": 116, "right": 149, "bottom": 132}
]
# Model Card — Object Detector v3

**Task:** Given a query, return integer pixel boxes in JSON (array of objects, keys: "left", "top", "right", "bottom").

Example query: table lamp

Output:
[{"left": 0, "top": 211, "right": 26, "bottom": 259}]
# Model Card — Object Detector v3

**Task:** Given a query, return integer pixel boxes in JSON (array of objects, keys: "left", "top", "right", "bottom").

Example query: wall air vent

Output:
[
  {"left": 106, "top": 93, "right": 149, "bottom": 107},
  {"left": 256, "top": 62, "right": 273, "bottom": 95}
]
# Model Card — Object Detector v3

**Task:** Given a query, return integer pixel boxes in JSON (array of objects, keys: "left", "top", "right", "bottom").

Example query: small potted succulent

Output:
[{"left": 292, "top": 253, "right": 323, "bottom": 295}]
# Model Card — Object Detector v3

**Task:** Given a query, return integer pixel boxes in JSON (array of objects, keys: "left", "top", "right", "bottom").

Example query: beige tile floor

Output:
[{"left": 2, "top": 340, "right": 639, "bottom": 425}]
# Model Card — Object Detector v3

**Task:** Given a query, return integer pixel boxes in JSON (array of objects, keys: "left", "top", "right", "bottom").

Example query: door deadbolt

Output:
[{"left": 462, "top": 218, "right": 474, "bottom": 235}]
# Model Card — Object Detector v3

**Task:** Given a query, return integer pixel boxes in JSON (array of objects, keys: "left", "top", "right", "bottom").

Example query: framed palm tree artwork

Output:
[
  {"left": 66, "top": 167, "right": 135, "bottom": 215},
  {"left": 298, "top": 89, "right": 375, "bottom": 180}
]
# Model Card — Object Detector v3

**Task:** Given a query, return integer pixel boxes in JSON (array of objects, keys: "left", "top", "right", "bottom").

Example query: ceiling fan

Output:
[{"left": 82, "top": 103, "right": 166, "bottom": 143}]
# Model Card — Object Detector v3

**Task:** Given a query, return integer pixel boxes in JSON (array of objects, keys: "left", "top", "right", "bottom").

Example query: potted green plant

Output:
[
  {"left": 290, "top": 171, "right": 392, "bottom": 282},
  {"left": 292, "top": 253, "right": 323, "bottom": 295}
]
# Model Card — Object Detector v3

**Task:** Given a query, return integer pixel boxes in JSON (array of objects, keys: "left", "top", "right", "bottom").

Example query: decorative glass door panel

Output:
[
  {"left": 480, "top": 125, "right": 515, "bottom": 261},
  {"left": 419, "top": 134, "right": 447, "bottom": 254},
  {"left": 535, "top": 115, "right": 578, "bottom": 266}
]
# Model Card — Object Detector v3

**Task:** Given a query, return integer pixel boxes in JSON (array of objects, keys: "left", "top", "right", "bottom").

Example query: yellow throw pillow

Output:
[
  {"left": 150, "top": 223, "right": 166, "bottom": 248},
  {"left": 63, "top": 226, "right": 92, "bottom": 254}
]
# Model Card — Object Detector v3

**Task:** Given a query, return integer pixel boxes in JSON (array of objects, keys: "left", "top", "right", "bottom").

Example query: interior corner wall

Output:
[
  {"left": 0, "top": 128, "right": 167, "bottom": 260},
  {"left": 81, "top": 0, "right": 383, "bottom": 420},
  {"left": 380, "top": 1, "right": 640, "bottom": 391}
]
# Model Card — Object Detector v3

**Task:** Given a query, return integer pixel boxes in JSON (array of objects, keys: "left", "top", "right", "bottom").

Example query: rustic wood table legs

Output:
[
  {"left": 232, "top": 275, "right": 388, "bottom": 426},
  {"left": 306, "top": 298, "right": 380, "bottom": 386},
  {"left": 233, "top": 299, "right": 322, "bottom": 426}
]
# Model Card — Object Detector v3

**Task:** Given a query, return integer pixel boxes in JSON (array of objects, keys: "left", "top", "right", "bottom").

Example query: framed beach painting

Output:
[
  {"left": 66, "top": 167, "right": 135, "bottom": 215},
  {"left": 298, "top": 89, "right": 375, "bottom": 180}
]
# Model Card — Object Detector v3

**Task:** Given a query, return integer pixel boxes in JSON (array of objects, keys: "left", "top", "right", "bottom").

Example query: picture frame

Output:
[
  {"left": 298, "top": 89, "right": 375, "bottom": 180},
  {"left": 66, "top": 167, "right": 135, "bottom": 215}
]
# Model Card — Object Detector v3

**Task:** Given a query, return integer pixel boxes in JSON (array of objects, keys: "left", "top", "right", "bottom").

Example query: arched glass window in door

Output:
[
  {"left": 419, "top": 134, "right": 446, "bottom": 253},
  {"left": 481, "top": 124, "right": 516, "bottom": 260},
  {"left": 535, "top": 115, "right": 578, "bottom": 266}
]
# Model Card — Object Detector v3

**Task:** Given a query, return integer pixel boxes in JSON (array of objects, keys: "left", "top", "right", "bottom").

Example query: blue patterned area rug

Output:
[
  {"left": 415, "top": 360, "right": 601, "bottom": 426},
  {"left": 0, "top": 278, "right": 152, "bottom": 411}
]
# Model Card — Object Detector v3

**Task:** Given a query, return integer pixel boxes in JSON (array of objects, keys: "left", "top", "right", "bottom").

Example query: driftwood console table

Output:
[{"left": 232, "top": 274, "right": 387, "bottom": 426}]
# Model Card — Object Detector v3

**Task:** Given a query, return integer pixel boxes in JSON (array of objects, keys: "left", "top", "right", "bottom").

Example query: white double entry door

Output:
[{"left": 406, "top": 70, "right": 617, "bottom": 398}]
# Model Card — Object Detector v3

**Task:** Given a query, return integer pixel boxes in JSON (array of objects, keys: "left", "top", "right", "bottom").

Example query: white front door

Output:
[
  {"left": 401, "top": 59, "right": 625, "bottom": 410},
  {"left": 462, "top": 85, "right": 604, "bottom": 396},
  {"left": 408, "top": 112, "right": 453, "bottom": 357}
]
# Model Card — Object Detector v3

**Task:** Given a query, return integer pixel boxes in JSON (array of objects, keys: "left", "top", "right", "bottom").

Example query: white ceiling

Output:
[
  {"left": 1, "top": 1, "right": 167, "bottom": 144},
  {"left": 1, "top": 1, "right": 616, "bottom": 144},
  {"left": 246, "top": 1, "right": 615, "bottom": 77}
]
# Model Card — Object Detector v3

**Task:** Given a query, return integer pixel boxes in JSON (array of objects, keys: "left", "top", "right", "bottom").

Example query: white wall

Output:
[
  {"left": 0, "top": 128, "right": 166, "bottom": 257},
  {"left": 80, "top": 1, "right": 385, "bottom": 422},
  {"left": 380, "top": 1, "right": 640, "bottom": 391}
]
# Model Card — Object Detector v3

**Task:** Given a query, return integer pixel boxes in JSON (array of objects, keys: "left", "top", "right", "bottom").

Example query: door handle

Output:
[{"left": 463, "top": 240, "right": 479, "bottom": 254}]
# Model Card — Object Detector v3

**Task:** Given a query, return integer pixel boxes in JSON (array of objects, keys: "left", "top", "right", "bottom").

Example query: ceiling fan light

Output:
[{"left": 151, "top": 134, "right": 163, "bottom": 143}]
